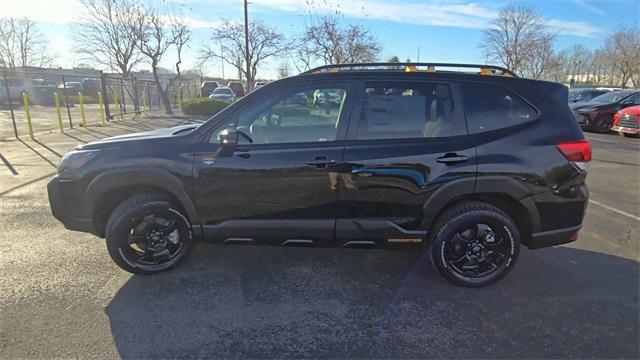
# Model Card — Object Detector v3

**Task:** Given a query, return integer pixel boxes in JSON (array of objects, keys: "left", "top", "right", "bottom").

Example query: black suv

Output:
[{"left": 48, "top": 63, "right": 591, "bottom": 287}]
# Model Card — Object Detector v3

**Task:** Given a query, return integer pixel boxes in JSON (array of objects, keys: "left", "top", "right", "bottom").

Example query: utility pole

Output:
[
  {"left": 417, "top": 47, "right": 420, "bottom": 62},
  {"left": 244, "top": 0, "right": 251, "bottom": 91}
]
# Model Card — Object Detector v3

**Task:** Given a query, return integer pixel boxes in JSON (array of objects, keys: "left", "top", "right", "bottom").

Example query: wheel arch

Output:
[
  {"left": 422, "top": 176, "right": 541, "bottom": 246},
  {"left": 85, "top": 169, "right": 200, "bottom": 238}
]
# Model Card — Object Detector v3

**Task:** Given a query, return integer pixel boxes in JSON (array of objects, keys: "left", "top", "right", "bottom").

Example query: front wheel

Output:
[
  {"left": 429, "top": 202, "right": 520, "bottom": 287},
  {"left": 594, "top": 115, "right": 613, "bottom": 133},
  {"left": 105, "top": 193, "right": 195, "bottom": 274}
]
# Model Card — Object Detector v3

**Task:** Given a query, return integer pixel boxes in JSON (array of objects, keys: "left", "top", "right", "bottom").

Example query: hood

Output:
[
  {"left": 571, "top": 101, "right": 612, "bottom": 112},
  {"left": 82, "top": 124, "right": 199, "bottom": 148}
]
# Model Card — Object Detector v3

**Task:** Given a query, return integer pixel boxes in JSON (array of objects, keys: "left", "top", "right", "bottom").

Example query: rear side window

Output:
[
  {"left": 356, "top": 81, "right": 457, "bottom": 139},
  {"left": 462, "top": 83, "right": 537, "bottom": 133}
]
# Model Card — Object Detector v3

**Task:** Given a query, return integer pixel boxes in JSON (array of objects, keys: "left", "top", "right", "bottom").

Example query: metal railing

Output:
[{"left": 1, "top": 68, "right": 200, "bottom": 139}]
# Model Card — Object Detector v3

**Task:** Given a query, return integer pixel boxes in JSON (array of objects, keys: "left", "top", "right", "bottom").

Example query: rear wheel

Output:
[
  {"left": 105, "top": 193, "right": 195, "bottom": 274},
  {"left": 429, "top": 202, "right": 520, "bottom": 287}
]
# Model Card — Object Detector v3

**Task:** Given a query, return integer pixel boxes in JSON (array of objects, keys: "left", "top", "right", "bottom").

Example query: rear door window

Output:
[
  {"left": 462, "top": 83, "right": 538, "bottom": 133},
  {"left": 355, "top": 81, "right": 460, "bottom": 140}
]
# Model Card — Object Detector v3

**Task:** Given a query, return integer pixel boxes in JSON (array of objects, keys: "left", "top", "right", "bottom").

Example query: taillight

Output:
[{"left": 557, "top": 139, "right": 591, "bottom": 171}]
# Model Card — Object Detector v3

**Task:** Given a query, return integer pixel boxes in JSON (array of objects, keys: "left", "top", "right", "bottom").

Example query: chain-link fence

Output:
[{"left": 1, "top": 68, "right": 201, "bottom": 139}]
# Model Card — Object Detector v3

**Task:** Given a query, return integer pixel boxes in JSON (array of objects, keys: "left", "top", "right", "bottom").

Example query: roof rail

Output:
[{"left": 303, "top": 62, "right": 518, "bottom": 77}]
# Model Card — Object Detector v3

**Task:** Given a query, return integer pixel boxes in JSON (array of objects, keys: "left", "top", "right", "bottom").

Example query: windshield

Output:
[
  {"left": 589, "top": 91, "right": 634, "bottom": 104},
  {"left": 214, "top": 88, "right": 233, "bottom": 95}
]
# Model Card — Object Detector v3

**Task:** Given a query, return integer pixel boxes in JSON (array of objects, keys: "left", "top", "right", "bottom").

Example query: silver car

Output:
[{"left": 209, "top": 87, "right": 236, "bottom": 102}]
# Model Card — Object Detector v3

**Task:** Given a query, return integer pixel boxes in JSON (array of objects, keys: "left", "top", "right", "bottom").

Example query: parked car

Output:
[
  {"left": 227, "top": 81, "right": 245, "bottom": 97},
  {"left": 48, "top": 62, "right": 590, "bottom": 287},
  {"left": 312, "top": 89, "right": 341, "bottom": 107},
  {"left": 612, "top": 105, "right": 640, "bottom": 137},
  {"left": 57, "top": 82, "right": 83, "bottom": 94},
  {"left": 571, "top": 90, "right": 640, "bottom": 133},
  {"left": 253, "top": 82, "right": 268, "bottom": 91},
  {"left": 568, "top": 88, "right": 610, "bottom": 104},
  {"left": 200, "top": 81, "right": 220, "bottom": 97},
  {"left": 285, "top": 92, "right": 308, "bottom": 105},
  {"left": 80, "top": 78, "right": 101, "bottom": 97},
  {"left": 209, "top": 87, "right": 236, "bottom": 102}
]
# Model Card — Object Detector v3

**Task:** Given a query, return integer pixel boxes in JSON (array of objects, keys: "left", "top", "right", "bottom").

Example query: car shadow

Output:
[{"left": 105, "top": 244, "right": 639, "bottom": 359}]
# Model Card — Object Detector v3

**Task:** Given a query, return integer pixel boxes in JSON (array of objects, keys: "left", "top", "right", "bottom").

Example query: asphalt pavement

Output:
[{"left": 0, "top": 123, "right": 638, "bottom": 359}]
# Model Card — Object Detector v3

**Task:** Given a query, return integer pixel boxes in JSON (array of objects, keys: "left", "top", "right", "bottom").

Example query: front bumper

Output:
[
  {"left": 574, "top": 112, "right": 594, "bottom": 128},
  {"left": 48, "top": 176, "right": 97, "bottom": 235},
  {"left": 612, "top": 125, "right": 640, "bottom": 134}
]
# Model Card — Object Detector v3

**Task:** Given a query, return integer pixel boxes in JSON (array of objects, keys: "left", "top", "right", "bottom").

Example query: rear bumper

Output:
[
  {"left": 528, "top": 225, "right": 581, "bottom": 249},
  {"left": 48, "top": 176, "right": 98, "bottom": 235}
]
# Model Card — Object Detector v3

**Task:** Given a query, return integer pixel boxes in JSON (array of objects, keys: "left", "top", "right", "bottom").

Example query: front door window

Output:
[{"left": 210, "top": 87, "right": 348, "bottom": 145}]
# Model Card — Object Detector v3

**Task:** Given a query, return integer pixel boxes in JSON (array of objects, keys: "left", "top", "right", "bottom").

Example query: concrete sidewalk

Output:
[{"left": 0, "top": 116, "right": 202, "bottom": 197}]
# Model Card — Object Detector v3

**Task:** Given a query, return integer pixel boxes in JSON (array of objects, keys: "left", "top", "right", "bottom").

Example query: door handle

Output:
[
  {"left": 306, "top": 156, "right": 336, "bottom": 167},
  {"left": 437, "top": 153, "right": 467, "bottom": 164}
]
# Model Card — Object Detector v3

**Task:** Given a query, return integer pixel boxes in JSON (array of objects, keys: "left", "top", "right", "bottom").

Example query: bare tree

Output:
[
  {"left": 522, "top": 34, "right": 561, "bottom": 80},
  {"left": 200, "top": 20, "right": 290, "bottom": 91},
  {"left": 481, "top": 4, "right": 553, "bottom": 76},
  {"left": 277, "top": 62, "right": 290, "bottom": 79},
  {"left": 303, "top": 15, "right": 381, "bottom": 65},
  {"left": 290, "top": 38, "right": 314, "bottom": 73},
  {"left": 0, "top": 17, "right": 52, "bottom": 69},
  {"left": 73, "top": 0, "right": 142, "bottom": 75},
  {"left": 131, "top": 5, "right": 191, "bottom": 114},
  {"left": 604, "top": 27, "right": 640, "bottom": 88}
]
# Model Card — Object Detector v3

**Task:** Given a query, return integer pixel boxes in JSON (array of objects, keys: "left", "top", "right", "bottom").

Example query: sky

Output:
[{"left": 1, "top": 0, "right": 639, "bottom": 79}]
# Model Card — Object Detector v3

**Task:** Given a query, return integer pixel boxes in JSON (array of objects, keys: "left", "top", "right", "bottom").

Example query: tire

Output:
[
  {"left": 429, "top": 201, "right": 520, "bottom": 287},
  {"left": 105, "top": 192, "right": 195, "bottom": 275},
  {"left": 594, "top": 114, "right": 613, "bottom": 133}
]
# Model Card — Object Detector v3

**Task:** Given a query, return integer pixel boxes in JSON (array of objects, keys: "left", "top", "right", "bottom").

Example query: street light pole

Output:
[{"left": 244, "top": 0, "right": 251, "bottom": 91}]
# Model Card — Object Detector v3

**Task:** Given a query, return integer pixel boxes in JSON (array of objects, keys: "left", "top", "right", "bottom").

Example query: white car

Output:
[{"left": 252, "top": 82, "right": 268, "bottom": 91}]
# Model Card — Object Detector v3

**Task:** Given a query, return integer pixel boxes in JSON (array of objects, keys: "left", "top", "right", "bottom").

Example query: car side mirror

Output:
[{"left": 217, "top": 128, "right": 238, "bottom": 157}]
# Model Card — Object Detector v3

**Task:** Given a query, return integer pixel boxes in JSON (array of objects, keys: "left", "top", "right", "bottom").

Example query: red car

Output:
[{"left": 612, "top": 105, "right": 640, "bottom": 137}]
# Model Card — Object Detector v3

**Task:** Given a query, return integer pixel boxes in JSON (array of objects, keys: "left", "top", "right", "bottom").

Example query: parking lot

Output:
[{"left": 0, "top": 120, "right": 638, "bottom": 358}]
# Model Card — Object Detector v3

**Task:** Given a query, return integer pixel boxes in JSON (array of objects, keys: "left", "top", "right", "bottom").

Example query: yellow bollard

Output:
[
  {"left": 78, "top": 92, "right": 87, "bottom": 127},
  {"left": 22, "top": 92, "right": 34, "bottom": 140},
  {"left": 97, "top": 91, "right": 105, "bottom": 126},
  {"left": 114, "top": 91, "right": 122, "bottom": 122},
  {"left": 54, "top": 92, "right": 64, "bottom": 133}
]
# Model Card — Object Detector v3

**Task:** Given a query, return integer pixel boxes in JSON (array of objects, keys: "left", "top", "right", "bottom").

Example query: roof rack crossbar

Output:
[{"left": 303, "top": 62, "right": 518, "bottom": 77}]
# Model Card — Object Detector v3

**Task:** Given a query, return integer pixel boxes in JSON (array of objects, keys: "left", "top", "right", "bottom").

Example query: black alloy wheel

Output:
[
  {"left": 443, "top": 223, "right": 511, "bottom": 280},
  {"left": 106, "top": 193, "right": 195, "bottom": 274},
  {"left": 430, "top": 202, "right": 520, "bottom": 287}
]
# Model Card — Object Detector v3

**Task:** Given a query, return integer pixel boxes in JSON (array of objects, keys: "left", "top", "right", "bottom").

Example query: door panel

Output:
[
  {"left": 337, "top": 139, "right": 476, "bottom": 247},
  {"left": 193, "top": 144, "right": 344, "bottom": 245}
]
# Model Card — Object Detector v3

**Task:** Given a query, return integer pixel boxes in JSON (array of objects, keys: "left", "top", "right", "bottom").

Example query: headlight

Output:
[{"left": 58, "top": 149, "right": 101, "bottom": 173}]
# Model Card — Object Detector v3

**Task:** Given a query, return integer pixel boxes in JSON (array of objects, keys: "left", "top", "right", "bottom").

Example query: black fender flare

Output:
[
  {"left": 422, "top": 176, "right": 541, "bottom": 233},
  {"left": 84, "top": 168, "right": 201, "bottom": 235}
]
